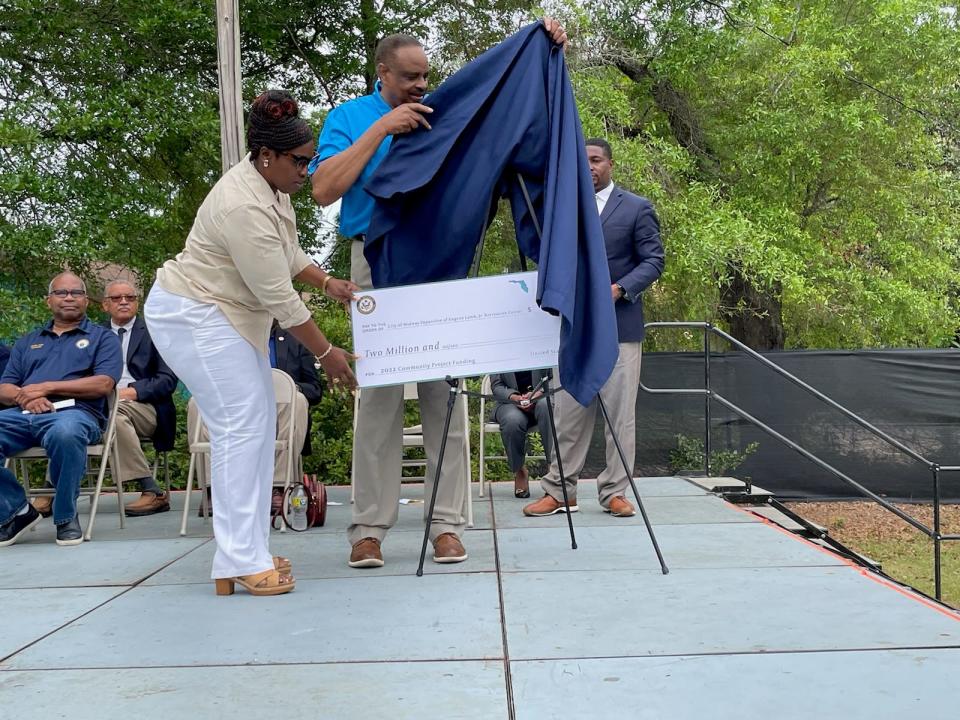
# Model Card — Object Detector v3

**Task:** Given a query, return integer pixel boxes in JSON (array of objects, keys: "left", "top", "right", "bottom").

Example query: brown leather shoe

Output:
[
  {"left": 31, "top": 496, "right": 53, "bottom": 518},
  {"left": 432, "top": 533, "right": 468, "bottom": 564},
  {"left": 349, "top": 537, "right": 384, "bottom": 568},
  {"left": 522, "top": 494, "right": 578, "bottom": 517},
  {"left": 125, "top": 491, "right": 171, "bottom": 517},
  {"left": 605, "top": 495, "right": 636, "bottom": 517}
]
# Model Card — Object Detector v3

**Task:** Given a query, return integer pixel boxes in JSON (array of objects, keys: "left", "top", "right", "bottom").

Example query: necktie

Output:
[{"left": 117, "top": 327, "right": 126, "bottom": 357}]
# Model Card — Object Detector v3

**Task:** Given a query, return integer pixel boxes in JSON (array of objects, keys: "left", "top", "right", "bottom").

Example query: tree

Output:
[{"left": 568, "top": 0, "right": 960, "bottom": 349}]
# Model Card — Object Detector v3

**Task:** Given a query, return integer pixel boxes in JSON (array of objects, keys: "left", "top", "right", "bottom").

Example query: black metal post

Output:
[
  {"left": 704, "top": 324, "right": 712, "bottom": 477},
  {"left": 933, "top": 464, "right": 942, "bottom": 600},
  {"left": 416, "top": 378, "right": 460, "bottom": 577},
  {"left": 597, "top": 395, "right": 669, "bottom": 574},
  {"left": 543, "top": 370, "right": 577, "bottom": 549}
]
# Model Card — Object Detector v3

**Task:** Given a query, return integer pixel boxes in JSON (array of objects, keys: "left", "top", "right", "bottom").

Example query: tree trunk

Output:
[
  {"left": 359, "top": 0, "right": 379, "bottom": 95},
  {"left": 719, "top": 262, "right": 785, "bottom": 350}
]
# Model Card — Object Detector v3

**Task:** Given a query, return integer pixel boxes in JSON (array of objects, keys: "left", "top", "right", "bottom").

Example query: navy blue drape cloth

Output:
[{"left": 365, "top": 23, "right": 617, "bottom": 406}]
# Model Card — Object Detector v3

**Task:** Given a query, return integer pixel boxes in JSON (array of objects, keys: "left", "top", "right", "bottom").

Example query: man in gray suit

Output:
[{"left": 524, "top": 137, "right": 664, "bottom": 518}]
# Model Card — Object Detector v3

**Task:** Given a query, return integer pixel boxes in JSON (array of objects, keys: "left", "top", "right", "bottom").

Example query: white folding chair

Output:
[
  {"left": 478, "top": 374, "right": 546, "bottom": 497},
  {"left": 179, "top": 369, "right": 298, "bottom": 535},
  {"left": 5, "top": 389, "right": 125, "bottom": 540},
  {"left": 351, "top": 381, "right": 473, "bottom": 527}
]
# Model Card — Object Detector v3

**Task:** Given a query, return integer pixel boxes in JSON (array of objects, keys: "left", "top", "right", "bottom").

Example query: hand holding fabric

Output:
[
  {"left": 377, "top": 103, "right": 433, "bottom": 135},
  {"left": 542, "top": 17, "right": 567, "bottom": 48}
]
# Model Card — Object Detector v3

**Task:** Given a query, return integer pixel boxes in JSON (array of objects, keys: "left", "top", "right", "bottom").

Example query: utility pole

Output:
[{"left": 215, "top": 0, "right": 244, "bottom": 172}]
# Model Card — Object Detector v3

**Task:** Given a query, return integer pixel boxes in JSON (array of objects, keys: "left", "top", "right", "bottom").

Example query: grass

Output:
[{"left": 785, "top": 501, "right": 960, "bottom": 609}]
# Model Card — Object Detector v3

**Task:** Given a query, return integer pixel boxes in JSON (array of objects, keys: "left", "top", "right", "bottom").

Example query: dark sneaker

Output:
[
  {"left": 432, "top": 533, "right": 468, "bottom": 564},
  {"left": 348, "top": 537, "right": 384, "bottom": 568},
  {"left": 125, "top": 491, "right": 171, "bottom": 517},
  {"left": 55, "top": 516, "right": 83, "bottom": 546},
  {"left": 522, "top": 494, "right": 579, "bottom": 517},
  {"left": 0, "top": 504, "right": 42, "bottom": 547}
]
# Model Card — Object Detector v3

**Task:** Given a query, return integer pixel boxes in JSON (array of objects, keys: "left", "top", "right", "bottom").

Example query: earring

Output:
[{"left": 263, "top": 159, "right": 269, "bottom": 168}]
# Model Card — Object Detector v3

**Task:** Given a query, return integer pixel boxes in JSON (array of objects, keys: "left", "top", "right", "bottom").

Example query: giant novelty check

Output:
[{"left": 350, "top": 271, "right": 560, "bottom": 388}]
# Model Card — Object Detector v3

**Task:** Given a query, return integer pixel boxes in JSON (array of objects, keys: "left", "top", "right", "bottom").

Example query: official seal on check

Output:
[{"left": 356, "top": 295, "right": 377, "bottom": 315}]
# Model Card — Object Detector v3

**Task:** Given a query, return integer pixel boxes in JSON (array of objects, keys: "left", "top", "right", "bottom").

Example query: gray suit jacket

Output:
[
  {"left": 601, "top": 185, "right": 665, "bottom": 342},
  {"left": 490, "top": 369, "right": 549, "bottom": 417}
]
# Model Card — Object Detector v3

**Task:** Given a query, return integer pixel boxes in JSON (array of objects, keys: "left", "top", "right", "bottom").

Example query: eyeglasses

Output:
[
  {"left": 49, "top": 289, "right": 87, "bottom": 298},
  {"left": 279, "top": 151, "right": 317, "bottom": 170},
  {"left": 105, "top": 294, "right": 138, "bottom": 302}
]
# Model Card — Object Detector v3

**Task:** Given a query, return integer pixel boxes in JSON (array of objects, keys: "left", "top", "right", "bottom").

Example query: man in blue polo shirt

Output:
[
  {"left": 310, "top": 20, "right": 567, "bottom": 569},
  {"left": 0, "top": 272, "right": 122, "bottom": 547}
]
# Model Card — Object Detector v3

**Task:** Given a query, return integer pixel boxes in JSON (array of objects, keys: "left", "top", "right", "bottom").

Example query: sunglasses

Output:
[
  {"left": 278, "top": 151, "right": 317, "bottom": 170},
  {"left": 49, "top": 289, "right": 87, "bottom": 298},
  {"left": 105, "top": 294, "right": 138, "bottom": 302}
]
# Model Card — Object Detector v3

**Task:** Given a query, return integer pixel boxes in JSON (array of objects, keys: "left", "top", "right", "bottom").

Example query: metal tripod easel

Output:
[{"left": 413, "top": 174, "right": 668, "bottom": 577}]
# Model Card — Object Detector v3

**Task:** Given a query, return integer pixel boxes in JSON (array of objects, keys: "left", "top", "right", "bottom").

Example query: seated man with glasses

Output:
[
  {"left": 101, "top": 280, "right": 177, "bottom": 515},
  {"left": 0, "top": 272, "right": 121, "bottom": 547}
]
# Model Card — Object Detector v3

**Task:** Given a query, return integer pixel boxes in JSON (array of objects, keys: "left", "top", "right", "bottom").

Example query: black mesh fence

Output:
[{"left": 582, "top": 349, "right": 960, "bottom": 501}]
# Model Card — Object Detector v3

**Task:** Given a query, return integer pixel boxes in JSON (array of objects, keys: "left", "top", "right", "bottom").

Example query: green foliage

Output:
[
  {"left": 669, "top": 433, "right": 759, "bottom": 475},
  {"left": 566, "top": 0, "right": 960, "bottom": 350}
]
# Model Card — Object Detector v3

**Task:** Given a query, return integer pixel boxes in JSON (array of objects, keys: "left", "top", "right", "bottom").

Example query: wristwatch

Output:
[{"left": 615, "top": 283, "right": 626, "bottom": 300}]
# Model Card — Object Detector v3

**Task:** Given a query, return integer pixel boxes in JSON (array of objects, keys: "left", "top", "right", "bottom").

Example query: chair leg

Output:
[
  {"left": 478, "top": 429, "right": 486, "bottom": 497},
  {"left": 180, "top": 452, "right": 197, "bottom": 536},
  {"left": 86, "top": 454, "right": 111, "bottom": 542}
]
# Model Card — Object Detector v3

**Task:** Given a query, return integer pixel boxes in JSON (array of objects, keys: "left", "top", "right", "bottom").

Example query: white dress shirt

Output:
[
  {"left": 111, "top": 318, "right": 137, "bottom": 389},
  {"left": 595, "top": 181, "right": 615, "bottom": 215}
]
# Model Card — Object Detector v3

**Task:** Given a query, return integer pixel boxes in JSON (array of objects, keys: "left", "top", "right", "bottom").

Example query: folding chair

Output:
[
  {"left": 478, "top": 374, "right": 545, "bottom": 497},
  {"left": 5, "top": 389, "right": 125, "bottom": 540},
  {"left": 350, "top": 381, "right": 474, "bottom": 527},
  {"left": 179, "top": 369, "right": 298, "bottom": 535}
]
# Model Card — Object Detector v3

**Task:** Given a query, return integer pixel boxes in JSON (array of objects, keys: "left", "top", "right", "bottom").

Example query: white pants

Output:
[{"left": 145, "top": 284, "right": 276, "bottom": 579}]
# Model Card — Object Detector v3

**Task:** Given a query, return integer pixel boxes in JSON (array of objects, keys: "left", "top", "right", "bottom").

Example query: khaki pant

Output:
[
  {"left": 113, "top": 400, "right": 158, "bottom": 485},
  {"left": 539, "top": 342, "right": 642, "bottom": 508},
  {"left": 348, "top": 240, "right": 467, "bottom": 545},
  {"left": 187, "top": 391, "right": 308, "bottom": 490}
]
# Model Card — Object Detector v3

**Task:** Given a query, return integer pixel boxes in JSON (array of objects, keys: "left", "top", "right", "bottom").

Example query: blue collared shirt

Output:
[
  {"left": 308, "top": 81, "right": 393, "bottom": 238},
  {"left": 0, "top": 317, "right": 122, "bottom": 425}
]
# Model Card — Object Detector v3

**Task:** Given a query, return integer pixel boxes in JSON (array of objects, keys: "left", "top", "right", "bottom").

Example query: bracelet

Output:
[
  {"left": 321, "top": 274, "right": 334, "bottom": 295},
  {"left": 315, "top": 343, "right": 334, "bottom": 362}
]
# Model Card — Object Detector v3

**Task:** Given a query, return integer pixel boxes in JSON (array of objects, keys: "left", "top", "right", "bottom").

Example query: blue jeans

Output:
[{"left": 0, "top": 408, "right": 101, "bottom": 526}]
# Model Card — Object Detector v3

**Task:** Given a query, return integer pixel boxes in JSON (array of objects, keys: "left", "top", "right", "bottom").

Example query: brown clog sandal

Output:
[
  {"left": 215, "top": 569, "right": 295, "bottom": 596},
  {"left": 274, "top": 556, "right": 292, "bottom": 576}
]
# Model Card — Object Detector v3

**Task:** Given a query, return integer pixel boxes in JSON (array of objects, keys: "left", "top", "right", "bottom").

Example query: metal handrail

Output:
[{"left": 640, "top": 321, "right": 957, "bottom": 601}]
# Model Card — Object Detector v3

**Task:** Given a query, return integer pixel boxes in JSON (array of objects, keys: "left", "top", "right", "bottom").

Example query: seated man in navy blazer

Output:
[
  {"left": 99, "top": 280, "right": 178, "bottom": 516},
  {"left": 524, "top": 137, "right": 664, "bottom": 519}
]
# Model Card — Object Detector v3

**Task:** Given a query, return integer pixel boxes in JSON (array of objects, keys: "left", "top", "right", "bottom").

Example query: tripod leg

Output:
[
  {"left": 543, "top": 378, "right": 577, "bottom": 550},
  {"left": 597, "top": 395, "right": 668, "bottom": 574},
  {"left": 416, "top": 383, "right": 459, "bottom": 577}
]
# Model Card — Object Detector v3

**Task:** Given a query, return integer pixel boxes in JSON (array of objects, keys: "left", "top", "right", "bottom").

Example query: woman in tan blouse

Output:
[{"left": 145, "top": 90, "right": 357, "bottom": 597}]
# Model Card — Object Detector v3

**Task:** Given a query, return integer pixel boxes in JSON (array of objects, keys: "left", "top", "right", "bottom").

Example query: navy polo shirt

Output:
[
  {"left": 308, "top": 81, "right": 393, "bottom": 238},
  {"left": 0, "top": 317, "right": 122, "bottom": 426}
]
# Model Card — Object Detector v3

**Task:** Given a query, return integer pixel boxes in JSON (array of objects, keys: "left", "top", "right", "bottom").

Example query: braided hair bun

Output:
[{"left": 247, "top": 89, "right": 313, "bottom": 160}]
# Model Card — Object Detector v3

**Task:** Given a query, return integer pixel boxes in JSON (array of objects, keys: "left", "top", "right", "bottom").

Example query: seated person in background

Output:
[
  {"left": 0, "top": 344, "right": 10, "bottom": 379},
  {"left": 0, "top": 272, "right": 121, "bottom": 547},
  {"left": 189, "top": 320, "right": 323, "bottom": 514},
  {"left": 490, "top": 370, "right": 553, "bottom": 498},
  {"left": 101, "top": 280, "right": 178, "bottom": 516},
  {"left": 32, "top": 280, "right": 179, "bottom": 518}
]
